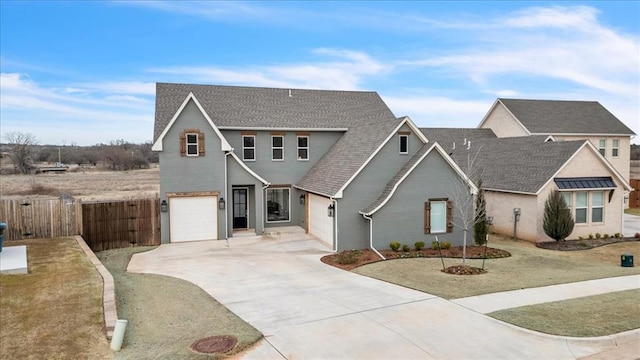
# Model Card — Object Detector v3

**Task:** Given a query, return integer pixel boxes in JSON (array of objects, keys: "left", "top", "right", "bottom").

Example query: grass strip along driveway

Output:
[
  {"left": 354, "top": 235, "right": 640, "bottom": 336},
  {"left": 0, "top": 238, "right": 111, "bottom": 359},
  {"left": 96, "top": 247, "right": 262, "bottom": 359}
]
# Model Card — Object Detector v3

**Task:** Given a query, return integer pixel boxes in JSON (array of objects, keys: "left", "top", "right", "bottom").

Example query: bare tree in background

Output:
[{"left": 4, "top": 131, "right": 38, "bottom": 174}]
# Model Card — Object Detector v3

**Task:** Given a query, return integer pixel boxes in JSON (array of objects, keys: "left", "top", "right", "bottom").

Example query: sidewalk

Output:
[{"left": 452, "top": 274, "right": 640, "bottom": 314}]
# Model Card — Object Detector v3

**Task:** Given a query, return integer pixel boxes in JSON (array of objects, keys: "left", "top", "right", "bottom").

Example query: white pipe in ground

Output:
[{"left": 110, "top": 319, "right": 128, "bottom": 351}]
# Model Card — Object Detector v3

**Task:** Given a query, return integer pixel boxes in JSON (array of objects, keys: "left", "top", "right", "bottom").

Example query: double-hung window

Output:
[
  {"left": 562, "top": 191, "right": 605, "bottom": 224},
  {"left": 575, "top": 192, "right": 588, "bottom": 224},
  {"left": 612, "top": 139, "right": 619, "bottom": 157},
  {"left": 591, "top": 192, "right": 604, "bottom": 223},
  {"left": 272, "top": 135, "right": 284, "bottom": 161},
  {"left": 243, "top": 135, "right": 255, "bottom": 161},
  {"left": 297, "top": 136, "right": 309, "bottom": 160},
  {"left": 598, "top": 139, "right": 606, "bottom": 156},
  {"left": 186, "top": 133, "right": 199, "bottom": 156},
  {"left": 180, "top": 129, "right": 204, "bottom": 157}
]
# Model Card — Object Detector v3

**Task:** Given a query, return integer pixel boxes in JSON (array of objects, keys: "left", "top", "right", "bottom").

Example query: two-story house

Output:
[
  {"left": 152, "top": 83, "right": 476, "bottom": 252},
  {"left": 478, "top": 99, "right": 636, "bottom": 183}
]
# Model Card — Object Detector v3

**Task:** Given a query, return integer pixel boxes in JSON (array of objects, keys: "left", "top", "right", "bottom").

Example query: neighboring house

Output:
[
  {"left": 478, "top": 99, "right": 636, "bottom": 185},
  {"left": 421, "top": 129, "right": 632, "bottom": 241},
  {"left": 152, "top": 83, "right": 476, "bottom": 251}
]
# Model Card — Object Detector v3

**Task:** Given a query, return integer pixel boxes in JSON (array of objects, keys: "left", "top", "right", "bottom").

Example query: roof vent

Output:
[
  {"left": 288, "top": 89, "right": 292, "bottom": 97},
  {"left": 452, "top": 142, "right": 455, "bottom": 150},
  {"left": 467, "top": 141, "right": 471, "bottom": 150}
]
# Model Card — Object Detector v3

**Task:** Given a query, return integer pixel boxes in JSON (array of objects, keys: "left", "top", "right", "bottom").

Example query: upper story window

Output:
[
  {"left": 612, "top": 139, "right": 619, "bottom": 157},
  {"left": 297, "top": 135, "right": 309, "bottom": 161},
  {"left": 180, "top": 129, "right": 204, "bottom": 157},
  {"left": 272, "top": 135, "right": 284, "bottom": 161},
  {"left": 243, "top": 135, "right": 255, "bottom": 161},
  {"left": 399, "top": 134, "right": 409, "bottom": 154},
  {"left": 598, "top": 139, "right": 606, "bottom": 156}
]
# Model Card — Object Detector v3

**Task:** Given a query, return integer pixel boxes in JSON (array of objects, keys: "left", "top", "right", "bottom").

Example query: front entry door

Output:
[{"left": 233, "top": 188, "right": 248, "bottom": 229}]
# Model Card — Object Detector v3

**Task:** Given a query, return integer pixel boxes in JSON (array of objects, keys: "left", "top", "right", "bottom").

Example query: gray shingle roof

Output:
[
  {"left": 431, "top": 135, "right": 585, "bottom": 194},
  {"left": 296, "top": 119, "right": 402, "bottom": 197},
  {"left": 498, "top": 99, "right": 635, "bottom": 135},
  {"left": 154, "top": 82, "right": 397, "bottom": 141},
  {"left": 362, "top": 143, "right": 431, "bottom": 214}
]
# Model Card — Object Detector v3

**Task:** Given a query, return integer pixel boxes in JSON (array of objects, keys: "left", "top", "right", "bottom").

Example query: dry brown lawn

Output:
[
  {"left": 0, "top": 237, "right": 111, "bottom": 359},
  {"left": 0, "top": 167, "right": 159, "bottom": 201},
  {"left": 353, "top": 234, "right": 640, "bottom": 299}
]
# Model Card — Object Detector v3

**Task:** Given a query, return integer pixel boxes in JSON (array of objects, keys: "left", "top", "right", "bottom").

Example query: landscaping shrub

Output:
[
  {"left": 389, "top": 241, "right": 401, "bottom": 252},
  {"left": 473, "top": 179, "right": 488, "bottom": 246},
  {"left": 542, "top": 190, "right": 574, "bottom": 241},
  {"left": 402, "top": 244, "right": 411, "bottom": 252},
  {"left": 336, "top": 250, "right": 361, "bottom": 265},
  {"left": 578, "top": 236, "right": 584, "bottom": 240},
  {"left": 415, "top": 241, "right": 425, "bottom": 251},
  {"left": 603, "top": 233, "right": 609, "bottom": 239},
  {"left": 431, "top": 240, "right": 439, "bottom": 250},
  {"left": 441, "top": 241, "right": 451, "bottom": 249},
  {"left": 595, "top": 233, "right": 601, "bottom": 239},
  {"left": 614, "top": 233, "right": 621, "bottom": 238},
  {"left": 588, "top": 234, "right": 594, "bottom": 239}
]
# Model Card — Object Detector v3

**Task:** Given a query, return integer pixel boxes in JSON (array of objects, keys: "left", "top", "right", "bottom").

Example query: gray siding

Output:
[
  {"left": 371, "top": 150, "right": 473, "bottom": 249},
  {"left": 222, "top": 130, "right": 343, "bottom": 184},
  {"left": 158, "top": 99, "right": 227, "bottom": 243},
  {"left": 337, "top": 124, "right": 423, "bottom": 250}
]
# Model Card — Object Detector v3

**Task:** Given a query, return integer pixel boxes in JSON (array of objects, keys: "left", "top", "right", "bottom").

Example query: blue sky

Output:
[{"left": 1, "top": 1, "right": 639, "bottom": 145}]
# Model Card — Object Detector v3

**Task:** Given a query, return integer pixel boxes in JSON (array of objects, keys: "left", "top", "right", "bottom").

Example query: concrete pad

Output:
[
  {"left": 0, "top": 245, "right": 28, "bottom": 274},
  {"left": 453, "top": 275, "right": 640, "bottom": 314},
  {"left": 623, "top": 214, "right": 640, "bottom": 237}
]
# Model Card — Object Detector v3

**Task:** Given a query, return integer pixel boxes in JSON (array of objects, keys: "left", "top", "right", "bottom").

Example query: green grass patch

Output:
[
  {"left": 0, "top": 238, "right": 111, "bottom": 359},
  {"left": 488, "top": 289, "right": 640, "bottom": 337},
  {"left": 97, "top": 247, "right": 262, "bottom": 359}
]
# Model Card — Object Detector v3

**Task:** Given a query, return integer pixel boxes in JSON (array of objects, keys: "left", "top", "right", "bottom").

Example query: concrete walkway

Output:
[{"left": 128, "top": 229, "right": 639, "bottom": 360}]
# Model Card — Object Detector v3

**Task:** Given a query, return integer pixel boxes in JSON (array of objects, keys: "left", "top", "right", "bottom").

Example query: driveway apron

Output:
[{"left": 128, "top": 232, "right": 632, "bottom": 359}]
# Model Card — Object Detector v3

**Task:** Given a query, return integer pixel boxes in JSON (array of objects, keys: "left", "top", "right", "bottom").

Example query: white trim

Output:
[
  {"left": 218, "top": 126, "right": 348, "bottom": 132},
  {"left": 271, "top": 134, "right": 284, "bottom": 161},
  {"left": 229, "top": 151, "right": 270, "bottom": 185},
  {"left": 363, "top": 142, "right": 478, "bottom": 215},
  {"left": 292, "top": 185, "right": 333, "bottom": 199},
  {"left": 611, "top": 138, "right": 620, "bottom": 158},
  {"left": 152, "top": 92, "right": 232, "bottom": 152},
  {"left": 334, "top": 116, "right": 429, "bottom": 198},
  {"left": 185, "top": 132, "right": 199, "bottom": 156},
  {"left": 399, "top": 134, "right": 409, "bottom": 154},
  {"left": 544, "top": 135, "right": 556, "bottom": 142},
  {"left": 477, "top": 99, "right": 532, "bottom": 135},
  {"left": 535, "top": 140, "right": 632, "bottom": 195},
  {"left": 297, "top": 135, "right": 309, "bottom": 161},
  {"left": 531, "top": 132, "right": 635, "bottom": 137}
]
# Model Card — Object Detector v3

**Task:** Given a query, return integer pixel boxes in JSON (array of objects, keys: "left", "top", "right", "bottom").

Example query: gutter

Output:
[{"left": 359, "top": 212, "right": 385, "bottom": 260}]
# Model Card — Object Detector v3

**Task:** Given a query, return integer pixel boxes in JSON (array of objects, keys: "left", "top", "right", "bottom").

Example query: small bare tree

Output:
[
  {"left": 3, "top": 131, "right": 38, "bottom": 174},
  {"left": 447, "top": 143, "right": 484, "bottom": 265}
]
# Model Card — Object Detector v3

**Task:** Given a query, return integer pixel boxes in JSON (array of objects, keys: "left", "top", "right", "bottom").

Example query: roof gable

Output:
[
  {"left": 495, "top": 99, "right": 635, "bottom": 136},
  {"left": 151, "top": 92, "right": 232, "bottom": 152}
]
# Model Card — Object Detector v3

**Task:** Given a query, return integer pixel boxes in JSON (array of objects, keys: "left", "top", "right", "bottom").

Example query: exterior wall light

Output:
[
  {"left": 219, "top": 197, "right": 225, "bottom": 210},
  {"left": 328, "top": 203, "right": 335, "bottom": 217},
  {"left": 300, "top": 194, "right": 305, "bottom": 205},
  {"left": 487, "top": 216, "right": 493, "bottom": 225},
  {"left": 160, "top": 200, "right": 168, "bottom": 212}
]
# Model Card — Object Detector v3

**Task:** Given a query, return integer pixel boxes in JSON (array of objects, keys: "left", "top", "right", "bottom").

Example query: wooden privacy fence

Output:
[
  {"left": 630, "top": 179, "right": 640, "bottom": 208},
  {"left": 82, "top": 198, "right": 160, "bottom": 251},
  {"left": 0, "top": 198, "right": 82, "bottom": 240}
]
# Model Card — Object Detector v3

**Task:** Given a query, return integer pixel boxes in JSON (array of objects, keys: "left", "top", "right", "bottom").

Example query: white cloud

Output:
[{"left": 383, "top": 95, "right": 491, "bottom": 128}]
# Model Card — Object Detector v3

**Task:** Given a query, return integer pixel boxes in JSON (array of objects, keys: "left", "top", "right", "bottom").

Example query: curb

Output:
[{"left": 74, "top": 235, "right": 117, "bottom": 339}]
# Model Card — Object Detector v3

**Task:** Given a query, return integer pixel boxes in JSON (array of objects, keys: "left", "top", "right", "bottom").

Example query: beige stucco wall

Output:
[
  {"left": 479, "top": 103, "right": 529, "bottom": 137},
  {"left": 554, "top": 135, "right": 631, "bottom": 183},
  {"left": 485, "top": 191, "right": 539, "bottom": 241}
]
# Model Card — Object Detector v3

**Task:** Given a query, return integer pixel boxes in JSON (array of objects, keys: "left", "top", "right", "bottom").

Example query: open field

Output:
[
  {"left": 0, "top": 237, "right": 111, "bottom": 359},
  {"left": 0, "top": 167, "right": 159, "bottom": 201},
  {"left": 354, "top": 234, "right": 640, "bottom": 299}
]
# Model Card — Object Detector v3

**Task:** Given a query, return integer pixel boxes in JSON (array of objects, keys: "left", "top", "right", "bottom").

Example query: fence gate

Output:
[
  {"left": 0, "top": 199, "right": 82, "bottom": 240},
  {"left": 82, "top": 198, "right": 160, "bottom": 251}
]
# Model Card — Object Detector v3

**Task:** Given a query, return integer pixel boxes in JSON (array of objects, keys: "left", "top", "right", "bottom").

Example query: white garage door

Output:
[
  {"left": 170, "top": 196, "right": 218, "bottom": 242},
  {"left": 308, "top": 194, "right": 333, "bottom": 248}
]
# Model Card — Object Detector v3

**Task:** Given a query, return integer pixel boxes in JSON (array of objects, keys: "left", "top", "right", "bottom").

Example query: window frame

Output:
[
  {"left": 574, "top": 192, "right": 588, "bottom": 224},
  {"left": 179, "top": 129, "right": 204, "bottom": 157},
  {"left": 598, "top": 139, "right": 606, "bottom": 156},
  {"left": 272, "top": 135, "right": 284, "bottom": 161},
  {"left": 242, "top": 135, "right": 256, "bottom": 161},
  {"left": 297, "top": 135, "right": 309, "bottom": 161},
  {"left": 266, "top": 187, "right": 291, "bottom": 223},
  {"left": 185, "top": 133, "right": 199, "bottom": 156},
  {"left": 611, "top": 139, "right": 619, "bottom": 158},
  {"left": 591, "top": 191, "right": 604, "bottom": 223},
  {"left": 399, "top": 134, "right": 409, "bottom": 154},
  {"left": 424, "top": 198, "right": 453, "bottom": 234}
]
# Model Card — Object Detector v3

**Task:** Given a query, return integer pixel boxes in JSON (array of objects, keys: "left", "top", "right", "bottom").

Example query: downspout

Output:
[
  {"left": 332, "top": 198, "right": 339, "bottom": 252},
  {"left": 224, "top": 151, "right": 232, "bottom": 240},
  {"left": 360, "top": 212, "right": 385, "bottom": 260},
  {"left": 262, "top": 184, "right": 269, "bottom": 234}
]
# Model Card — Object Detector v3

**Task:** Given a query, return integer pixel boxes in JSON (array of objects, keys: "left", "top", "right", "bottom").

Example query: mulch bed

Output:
[
  {"left": 321, "top": 245, "right": 510, "bottom": 271},
  {"left": 536, "top": 237, "right": 639, "bottom": 251}
]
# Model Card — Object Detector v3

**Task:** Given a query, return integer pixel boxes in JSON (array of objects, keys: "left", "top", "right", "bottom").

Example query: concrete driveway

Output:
[
  {"left": 624, "top": 213, "right": 640, "bottom": 237},
  {"left": 128, "top": 228, "right": 634, "bottom": 359}
]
